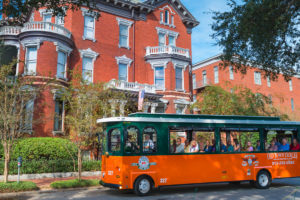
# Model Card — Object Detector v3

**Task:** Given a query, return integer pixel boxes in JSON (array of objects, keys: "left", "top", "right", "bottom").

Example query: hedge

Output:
[
  {"left": 0, "top": 160, "right": 101, "bottom": 175},
  {"left": 9, "top": 137, "right": 78, "bottom": 160}
]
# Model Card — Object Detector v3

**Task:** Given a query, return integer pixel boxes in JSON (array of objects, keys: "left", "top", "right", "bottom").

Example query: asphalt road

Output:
[{"left": 1, "top": 178, "right": 300, "bottom": 200}]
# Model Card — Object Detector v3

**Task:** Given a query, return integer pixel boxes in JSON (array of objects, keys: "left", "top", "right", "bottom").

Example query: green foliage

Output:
[
  {"left": 0, "top": 181, "right": 38, "bottom": 193},
  {"left": 10, "top": 137, "right": 77, "bottom": 160},
  {"left": 0, "top": 160, "right": 101, "bottom": 175},
  {"left": 0, "top": 0, "right": 95, "bottom": 26},
  {"left": 212, "top": 0, "right": 299, "bottom": 79},
  {"left": 50, "top": 179, "right": 99, "bottom": 189},
  {"left": 192, "top": 85, "right": 289, "bottom": 120}
]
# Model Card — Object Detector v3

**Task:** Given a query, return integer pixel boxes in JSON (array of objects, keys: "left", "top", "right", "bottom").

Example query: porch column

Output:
[
  {"left": 119, "top": 100, "right": 127, "bottom": 117},
  {"left": 143, "top": 102, "right": 151, "bottom": 113},
  {"left": 151, "top": 103, "right": 158, "bottom": 114},
  {"left": 108, "top": 99, "right": 117, "bottom": 117}
]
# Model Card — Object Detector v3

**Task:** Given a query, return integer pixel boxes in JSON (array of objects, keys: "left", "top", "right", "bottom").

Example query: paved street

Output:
[{"left": 1, "top": 178, "right": 300, "bottom": 200}]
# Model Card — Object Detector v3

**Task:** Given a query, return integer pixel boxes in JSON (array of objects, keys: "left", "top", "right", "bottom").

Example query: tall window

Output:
[
  {"left": 229, "top": 66, "right": 234, "bottom": 80},
  {"left": 84, "top": 15, "right": 95, "bottom": 40},
  {"left": 155, "top": 67, "right": 164, "bottom": 90},
  {"left": 119, "top": 24, "right": 129, "bottom": 48},
  {"left": 159, "top": 33, "right": 166, "bottom": 46},
  {"left": 171, "top": 15, "right": 174, "bottom": 25},
  {"left": 214, "top": 66, "right": 219, "bottom": 83},
  {"left": 118, "top": 63, "right": 127, "bottom": 81},
  {"left": 202, "top": 70, "right": 207, "bottom": 85},
  {"left": 43, "top": 13, "right": 51, "bottom": 22},
  {"left": 192, "top": 73, "right": 196, "bottom": 89},
  {"left": 254, "top": 71, "right": 262, "bottom": 85},
  {"left": 23, "top": 99, "right": 34, "bottom": 131},
  {"left": 267, "top": 76, "right": 271, "bottom": 87},
  {"left": 57, "top": 51, "right": 67, "bottom": 79},
  {"left": 164, "top": 10, "right": 169, "bottom": 24},
  {"left": 54, "top": 99, "right": 64, "bottom": 132},
  {"left": 289, "top": 80, "right": 293, "bottom": 91},
  {"left": 160, "top": 12, "right": 164, "bottom": 23},
  {"left": 169, "top": 35, "right": 175, "bottom": 46},
  {"left": 25, "top": 47, "right": 37, "bottom": 75},
  {"left": 176, "top": 67, "right": 183, "bottom": 90},
  {"left": 56, "top": 15, "right": 64, "bottom": 25},
  {"left": 82, "top": 57, "right": 93, "bottom": 83},
  {"left": 291, "top": 98, "right": 294, "bottom": 111}
]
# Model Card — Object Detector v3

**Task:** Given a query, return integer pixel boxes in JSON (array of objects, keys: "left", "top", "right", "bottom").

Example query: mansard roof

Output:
[{"left": 97, "top": 0, "right": 199, "bottom": 29}]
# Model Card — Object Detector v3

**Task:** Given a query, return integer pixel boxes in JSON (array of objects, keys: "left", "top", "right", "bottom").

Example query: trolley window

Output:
[
  {"left": 125, "top": 126, "right": 140, "bottom": 153},
  {"left": 143, "top": 127, "right": 157, "bottom": 153}
]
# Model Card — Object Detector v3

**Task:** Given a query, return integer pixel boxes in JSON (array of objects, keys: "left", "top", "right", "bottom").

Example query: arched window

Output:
[
  {"left": 125, "top": 126, "right": 140, "bottom": 153},
  {"left": 143, "top": 127, "right": 157, "bottom": 153},
  {"left": 164, "top": 10, "right": 169, "bottom": 24}
]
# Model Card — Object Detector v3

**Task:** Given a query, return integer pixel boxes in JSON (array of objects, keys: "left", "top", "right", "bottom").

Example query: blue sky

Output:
[{"left": 181, "top": 0, "right": 232, "bottom": 64}]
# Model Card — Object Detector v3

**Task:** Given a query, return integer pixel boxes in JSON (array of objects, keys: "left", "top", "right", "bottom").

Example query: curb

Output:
[
  {"left": 0, "top": 185, "right": 103, "bottom": 198},
  {"left": 0, "top": 171, "right": 101, "bottom": 181}
]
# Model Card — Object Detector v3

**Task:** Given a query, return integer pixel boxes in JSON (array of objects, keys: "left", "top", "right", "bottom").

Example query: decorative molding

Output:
[
  {"left": 159, "top": 5, "right": 176, "bottom": 15},
  {"left": 172, "top": 59, "right": 189, "bottom": 71},
  {"left": 115, "top": 55, "right": 132, "bottom": 66},
  {"left": 156, "top": 27, "right": 179, "bottom": 38},
  {"left": 148, "top": 58, "right": 170, "bottom": 69},
  {"left": 39, "top": 9, "right": 52, "bottom": 15},
  {"left": 54, "top": 42, "right": 72, "bottom": 56},
  {"left": 21, "top": 39, "right": 41, "bottom": 50},
  {"left": 79, "top": 48, "right": 99, "bottom": 61},
  {"left": 81, "top": 7, "right": 100, "bottom": 18},
  {"left": 116, "top": 17, "right": 133, "bottom": 27},
  {"left": 174, "top": 99, "right": 190, "bottom": 105}
]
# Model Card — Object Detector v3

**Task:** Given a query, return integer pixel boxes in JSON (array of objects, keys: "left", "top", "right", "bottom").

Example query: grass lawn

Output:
[
  {"left": 0, "top": 181, "right": 38, "bottom": 193},
  {"left": 50, "top": 179, "right": 99, "bottom": 189}
]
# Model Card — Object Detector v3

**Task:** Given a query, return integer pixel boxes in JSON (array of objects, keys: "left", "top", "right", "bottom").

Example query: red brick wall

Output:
[{"left": 193, "top": 60, "right": 300, "bottom": 120}]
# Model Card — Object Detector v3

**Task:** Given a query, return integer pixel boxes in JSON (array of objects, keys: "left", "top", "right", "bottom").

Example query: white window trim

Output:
[
  {"left": 81, "top": 8, "right": 99, "bottom": 42},
  {"left": 55, "top": 15, "right": 65, "bottom": 26},
  {"left": 156, "top": 27, "right": 179, "bottom": 39},
  {"left": 159, "top": 5, "right": 176, "bottom": 28},
  {"left": 214, "top": 66, "right": 219, "bottom": 83},
  {"left": 117, "top": 17, "right": 133, "bottom": 49},
  {"left": 229, "top": 66, "right": 234, "bottom": 80},
  {"left": 51, "top": 89, "right": 65, "bottom": 135},
  {"left": 148, "top": 59, "right": 169, "bottom": 91},
  {"left": 168, "top": 35, "right": 176, "bottom": 47},
  {"left": 115, "top": 55, "right": 132, "bottom": 82},
  {"left": 172, "top": 60, "right": 188, "bottom": 92},
  {"left": 54, "top": 42, "right": 72, "bottom": 80},
  {"left": 79, "top": 48, "right": 99, "bottom": 83},
  {"left": 267, "top": 76, "right": 271, "bottom": 87},
  {"left": 174, "top": 99, "right": 190, "bottom": 114},
  {"left": 289, "top": 80, "right": 293, "bottom": 91},
  {"left": 22, "top": 40, "right": 40, "bottom": 76},
  {"left": 254, "top": 71, "right": 262, "bottom": 85}
]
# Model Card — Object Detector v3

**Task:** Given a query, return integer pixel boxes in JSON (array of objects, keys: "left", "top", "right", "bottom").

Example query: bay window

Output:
[
  {"left": 155, "top": 67, "right": 164, "bottom": 90},
  {"left": 57, "top": 51, "right": 67, "bottom": 79},
  {"left": 175, "top": 67, "right": 183, "bottom": 90},
  {"left": 25, "top": 46, "right": 37, "bottom": 75}
]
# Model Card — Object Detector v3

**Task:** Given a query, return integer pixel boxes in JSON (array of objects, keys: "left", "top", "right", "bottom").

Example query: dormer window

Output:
[{"left": 159, "top": 6, "right": 175, "bottom": 28}]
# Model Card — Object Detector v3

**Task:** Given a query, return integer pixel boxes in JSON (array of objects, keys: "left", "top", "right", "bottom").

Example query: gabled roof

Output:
[{"left": 143, "top": 0, "right": 199, "bottom": 28}]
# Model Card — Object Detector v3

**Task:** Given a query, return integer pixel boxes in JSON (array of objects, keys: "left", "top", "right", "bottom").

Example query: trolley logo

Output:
[
  {"left": 267, "top": 152, "right": 297, "bottom": 160},
  {"left": 242, "top": 155, "right": 259, "bottom": 167},
  {"left": 131, "top": 156, "right": 156, "bottom": 170}
]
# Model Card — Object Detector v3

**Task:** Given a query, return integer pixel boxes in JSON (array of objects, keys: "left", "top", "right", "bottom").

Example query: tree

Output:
[
  {"left": 0, "top": 62, "right": 49, "bottom": 182},
  {"left": 212, "top": 0, "right": 299, "bottom": 80},
  {"left": 192, "top": 84, "right": 289, "bottom": 120},
  {"left": 59, "top": 70, "right": 125, "bottom": 180},
  {"left": 0, "top": 0, "right": 94, "bottom": 25}
]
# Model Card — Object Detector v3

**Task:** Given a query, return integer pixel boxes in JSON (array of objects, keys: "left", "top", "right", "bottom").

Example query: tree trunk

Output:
[
  {"left": 77, "top": 148, "right": 82, "bottom": 181},
  {"left": 3, "top": 142, "right": 11, "bottom": 183}
]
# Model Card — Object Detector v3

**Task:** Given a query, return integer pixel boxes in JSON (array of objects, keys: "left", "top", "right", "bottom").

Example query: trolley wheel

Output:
[
  {"left": 255, "top": 170, "right": 271, "bottom": 189},
  {"left": 134, "top": 176, "right": 153, "bottom": 196}
]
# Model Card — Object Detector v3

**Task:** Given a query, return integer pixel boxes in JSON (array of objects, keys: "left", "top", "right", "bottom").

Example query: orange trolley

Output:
[{"left": 97, "top": 113, "right": 300, "bottom": 196}]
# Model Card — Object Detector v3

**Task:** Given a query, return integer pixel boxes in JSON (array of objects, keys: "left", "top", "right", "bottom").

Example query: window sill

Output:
[
  {"left": 22, "top": 73, "right": 36, "bottom": 77},
  {"left": 52, "top": 131, "right": 64, "bottom": 136},
  {"left": 82, "top": 36, "right": 96, "bottom": 42},
  {"left": 119, "top": 45, "right": 130, "bottom": 50},
  {"left": 175, "top": 89, "right": 185, "bottom": 92},
  {"left": 56, "top": 76, "right": 68, "bottom": 81},
  {"left": 160, "top": 21, "right": 176, "bottom": 28}
]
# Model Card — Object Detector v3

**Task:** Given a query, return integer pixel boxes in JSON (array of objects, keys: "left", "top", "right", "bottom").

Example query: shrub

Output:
[
  {"left": 10, "top": 137, "right": 77, "bottom": 160},
  {"left": 50, "top": 179, "right": 99, "bottom": 189},
  {"left": 0, "top": 181, "right": 38, "bottom": 193},
  {"left": 0, "top": 160, "right": 101, "bottom": 175}
]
